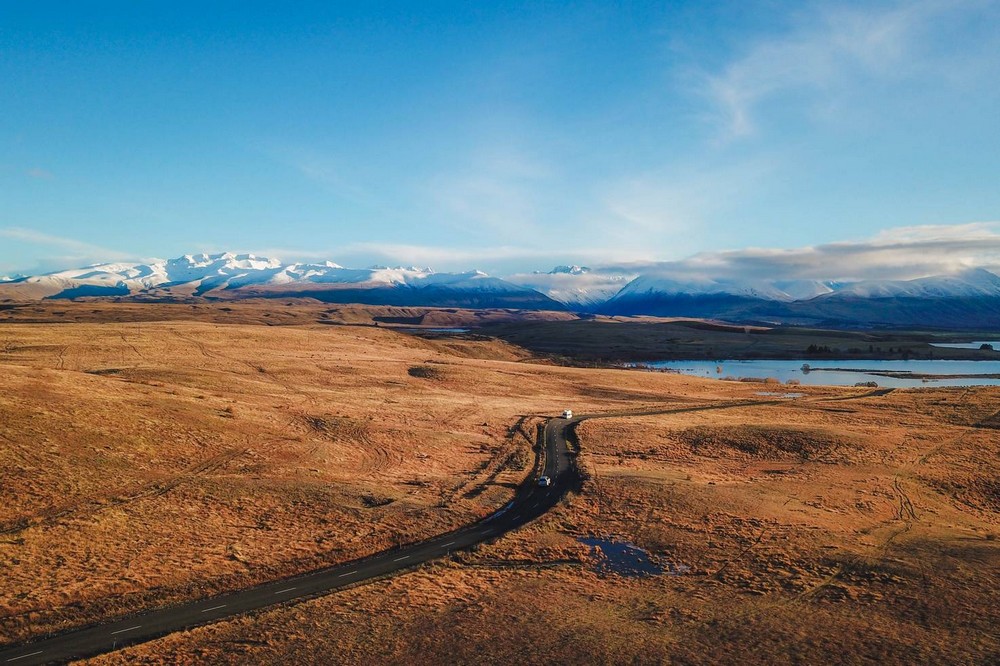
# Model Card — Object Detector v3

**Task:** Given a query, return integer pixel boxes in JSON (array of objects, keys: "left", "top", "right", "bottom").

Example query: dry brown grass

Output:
[
  {"left": 0, "top": 306, "right": 735, "bottom": 646},
  {"left": 1, "top": 304, "right": 998, "bottom": 664}
]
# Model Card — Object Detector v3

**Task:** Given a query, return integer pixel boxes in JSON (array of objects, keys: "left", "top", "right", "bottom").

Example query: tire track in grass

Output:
[{"left": 0, "top": 447, "right": 248, "bottom": 537}]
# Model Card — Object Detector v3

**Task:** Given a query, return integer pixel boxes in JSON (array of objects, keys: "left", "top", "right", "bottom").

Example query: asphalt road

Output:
[
  {"left": 0, "top": 414, "right": 577, "bottom": 665},
  {"left": 2, "top": 392, "right": 888, "bottom": 664}
]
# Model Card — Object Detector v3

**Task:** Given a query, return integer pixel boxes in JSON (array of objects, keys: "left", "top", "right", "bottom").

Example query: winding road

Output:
[
  {"left": 1, "top": 393, "right": 887, "bottom": 664},
  {"left": 0, "top": 412, "right": 578, "bottom": 665}
]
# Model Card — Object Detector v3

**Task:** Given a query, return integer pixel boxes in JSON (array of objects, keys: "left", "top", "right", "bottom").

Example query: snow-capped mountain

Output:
[
  {"left": 0, "top": 253, "right": 565, "bottom": 309},
  {"left": 773, "top": 280, "right": 839, "bottom": 300},
  {"left": 5, "top": 253, "right": 1000, "bottom": 328},
  {"left": 507, "top": 266, "right": 633, "bottom": 308},
  {"left": 550, "top": 265, "right": 590, "bottom": 275},
  {"left": 598, "top": 272, "right": 815, "bottom": 319},
  {"left": 611, "top": 274, "right": 797, "bottom": 302},
  {"left": 598, "top": 267, "right": 1000, "bottom": 327},
  {"left": 782, "top": 267, "right": 1000, "bottom": 328},
  {"left": 814, "top": 268, "right": 1000, "bottom": 300}
]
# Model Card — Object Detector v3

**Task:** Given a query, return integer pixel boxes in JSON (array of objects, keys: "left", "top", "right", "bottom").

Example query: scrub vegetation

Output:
[{"left": 0, "top": 302, "right": 997, "bottom": 664}]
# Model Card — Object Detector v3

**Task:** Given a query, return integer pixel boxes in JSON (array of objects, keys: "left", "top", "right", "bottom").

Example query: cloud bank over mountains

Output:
[
  {"left": 7, "top": 223, "right": 1000, "bottom": 329},
  {"left": 656, "top": 223, "right": 1000, "bottom": 282},
  {"left": 5, "top": 223, "right": 1000, "bottom": 287},
  {"left": 508, "top": 223, "right": 1000, "bottom": 289}
]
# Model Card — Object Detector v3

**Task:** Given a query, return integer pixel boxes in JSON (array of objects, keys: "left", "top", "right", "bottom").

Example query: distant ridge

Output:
[
  {"left": 0, "top": 253, "right": 565, "bottom": 310},
  {"left": 4, "top": 254, "right": 1000, "bottom": 328}
]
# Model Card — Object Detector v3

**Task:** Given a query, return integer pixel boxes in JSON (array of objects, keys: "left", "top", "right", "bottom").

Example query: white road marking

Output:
[
  {"left": 274, "top": 587, "right": 296, "bottom": 595},
  {"left": 441, "top": 541, "right": 456, "bottom": 547},
  {"left": 5, "top": 651, "right": 43, "bottom": 662},
  {"left": 393, "top": 555, "right": 410, "bottom": 562},
  {"left": 511, "top": 515, "right": 520, "bottom": 520},
  {"left": 338, "top": 570, "right": 358, "bottom": 577},
  {"left": 200, "top": 604, "right": 227, "bottom": 613},
  {"left": 110, "top": 625, "right": 142, "bottom": 635},
  {"left": 486, "top": 501, "right": 514, "bottom": 522}
]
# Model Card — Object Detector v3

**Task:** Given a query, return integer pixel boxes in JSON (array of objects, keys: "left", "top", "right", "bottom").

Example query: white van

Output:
[{"left": 562, "top": 409, "right": 573, "bottom": 419}]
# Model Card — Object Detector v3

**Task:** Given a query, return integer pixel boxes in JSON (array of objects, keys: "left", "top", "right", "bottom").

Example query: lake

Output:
[{"left": 640, "top": 359, "right": 1000, "bottom": 388}]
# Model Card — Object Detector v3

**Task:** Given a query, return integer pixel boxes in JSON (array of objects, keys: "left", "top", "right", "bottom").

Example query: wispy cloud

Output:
[
  {"left": 254, "top": 141, "right": 383, "bottom": 210},
  {"left": 701, "top": 0, "right": 972, "bottom": 139},
  {"left": 0, "top": 227, "right": 134, "bottom": 273},
  {"left": 253, "top": 241, "right": 641, "bottom": 273},
  {"left": 594, "top": 156, "right": 776, "bottom": 255},
  {"left": 4, "top": 223, "right": 1000, "bottom": 284},
  {"left": 424, "top": 144, "right": 555, "bottom": 241},
  {"left": 255, "top": 223, "right": 1000, "bottom": 282}
]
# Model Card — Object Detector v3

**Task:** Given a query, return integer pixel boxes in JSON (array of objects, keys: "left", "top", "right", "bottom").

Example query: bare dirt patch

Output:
[{"left": 407, "top": 365, "right": 446, "bottom": 380}]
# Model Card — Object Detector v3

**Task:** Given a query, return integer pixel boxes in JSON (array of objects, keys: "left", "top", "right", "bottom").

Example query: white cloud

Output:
[
  {"left": 253, "top": 241, "right": 643, "bottom": 274},
  {"left": 246, "top": 223, "right": 1000, "bottom": 281},
  {"left": 594, "top": 156, "right": 776, "bottom": 255},
  {"left": 422, "top": 141, "right": 556, "bottom": 242},
  {"left": 701, "top": 0, "right": 973, "bottom": 139},
  {"left": 0, "top": 227, "right": 135, "bottom": 273},
  {"left": 255, "top": 141, "right": 383, "bottom": 210},
  {"left": 597, "top": 222, "right": 1000, "bottom": 282},
  {"left": 506, "top": 268, "right": 634, "bottom": 305},
  {"left": 6, "top": 223, "right": 1000, "bottom": 288},
  {"left": 869, "top": 221, "right": 1000, "bottom": 242}
]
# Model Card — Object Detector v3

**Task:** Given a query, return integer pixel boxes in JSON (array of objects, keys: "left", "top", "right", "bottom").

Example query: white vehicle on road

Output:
[
  {"left": 562, "top": 409, "right": 573, "bottom": 419},
  {"left": 538, "top": 475, "right": 552, "bottom": 487}
]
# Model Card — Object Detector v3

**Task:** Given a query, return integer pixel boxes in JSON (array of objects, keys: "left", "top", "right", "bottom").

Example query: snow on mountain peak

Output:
[
  {"left": 172, "top": 252, "right": 281, "bottom": 271},
  {"left": 772, "top": 280, "right": 837, "bottom": 300},
  {"left": 549, "top": 265, "right": 590, "bottom": 275},
  {"left": 953, "top": 266, "right": 1000, "bottom": 288},
  {"left": 8, "top": 249, "right": 1000, "bottom": 323},
  {"left": 821, "top": 267, "right": 1000, "bottom": 300},
  {"left": 508, "top": 266, "right": 633, "bottom": 307},
  {"left": 614, "top": 274, "right": 795, "bottom": 302}
]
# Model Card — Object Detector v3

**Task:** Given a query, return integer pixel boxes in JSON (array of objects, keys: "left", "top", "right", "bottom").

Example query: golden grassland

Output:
[
  {"left": 0, "top": 300, "right": 578, "bottom": 328},
  {"left": 0, "top": 303, "right": 998, "bottom": 664}
]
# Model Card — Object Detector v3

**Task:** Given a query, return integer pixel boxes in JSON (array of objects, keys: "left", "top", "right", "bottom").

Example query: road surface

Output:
[
  {"left": 0, "top": 413, "right": 578, "bottom": 665},
  {"left": 2, "top": 393, "right": 883, "bottom": 664}
]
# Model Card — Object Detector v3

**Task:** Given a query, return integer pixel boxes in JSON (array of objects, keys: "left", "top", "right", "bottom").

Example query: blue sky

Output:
[{"left": 2, "top": 0, "right": 1000, "bottom": 276}]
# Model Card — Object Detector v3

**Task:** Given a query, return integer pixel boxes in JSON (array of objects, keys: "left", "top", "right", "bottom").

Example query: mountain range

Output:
[
  {"left": 0, "top": 253, "right": 560, "bottom": 310},
  {"left": 4, "top": 253, "right": 1000, "bottom": 329}
]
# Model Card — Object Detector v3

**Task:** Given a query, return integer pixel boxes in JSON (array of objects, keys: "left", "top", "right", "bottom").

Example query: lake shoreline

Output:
[
  {"left": 639, "top": 359, "right": 1000, "bottom": 388},
  {"left": 806, "top": 367, "right": 1000, "bottom": 380}
]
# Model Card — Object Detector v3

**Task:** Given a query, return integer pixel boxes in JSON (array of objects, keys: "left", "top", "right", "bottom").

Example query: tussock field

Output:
[{"left": 1, "top": 304, "right": 998, "bottom": 664}]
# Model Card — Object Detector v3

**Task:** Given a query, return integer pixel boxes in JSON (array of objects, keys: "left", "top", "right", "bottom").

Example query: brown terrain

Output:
[{"left": 0, "top": 302, "right": 998, "bottom": 664}]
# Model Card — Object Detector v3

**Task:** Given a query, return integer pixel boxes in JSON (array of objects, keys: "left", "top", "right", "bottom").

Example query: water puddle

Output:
[
  {"left": 579, "top": 537, "right": 689, "bottom": 578},
  {"left": 755, "top": 391, "right": 805, "bottom": 398}
]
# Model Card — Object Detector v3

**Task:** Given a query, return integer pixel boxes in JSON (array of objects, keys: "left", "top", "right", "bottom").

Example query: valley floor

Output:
[{"left": 0, "top": 304, "right": 997, "bottom": 664}]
